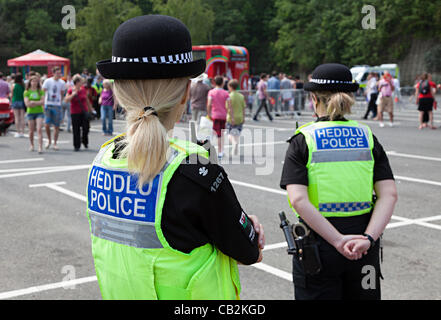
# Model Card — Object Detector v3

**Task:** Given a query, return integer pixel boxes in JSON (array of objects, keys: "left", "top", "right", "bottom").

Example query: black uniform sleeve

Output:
[
  {"left": 161, "top": 160, "right": 260, "bottom": 265},
  {"left": 280, "top": 133, "right": 309, "bottom": 189},
  {"left": 372, "top": 135, "right": 395, "bottom": 182}
]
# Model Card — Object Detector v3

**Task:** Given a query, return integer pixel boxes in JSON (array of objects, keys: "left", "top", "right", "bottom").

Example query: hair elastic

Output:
[{"left": 138, "top": 106, "right": 158, "bottom": 120}]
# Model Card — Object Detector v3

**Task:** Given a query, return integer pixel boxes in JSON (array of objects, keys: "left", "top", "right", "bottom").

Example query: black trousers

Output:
[
  {"left": 293, "top": 213, "right": 382, "bottom": 300},
  {"left": 363, "top": 93, "right": 378, "bottom": 119},
  {"left": 253, "top": 99, "right": 273, "bottom": 121},
  {"left": 71, "top": 113, "right": 89, "bottom": 149}
]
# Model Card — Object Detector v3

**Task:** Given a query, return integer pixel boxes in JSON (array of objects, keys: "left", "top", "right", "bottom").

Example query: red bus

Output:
[{"left": 192, "top": 45, "right": 250, "bottom": 90}]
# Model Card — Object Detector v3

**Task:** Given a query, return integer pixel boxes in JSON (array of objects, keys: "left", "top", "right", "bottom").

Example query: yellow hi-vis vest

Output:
[
  {"left": 292, "top": 120, "right": 375, "bottom": 218},
  {"left": 86, "top": 135, "right": 241, "bottom": 299}
]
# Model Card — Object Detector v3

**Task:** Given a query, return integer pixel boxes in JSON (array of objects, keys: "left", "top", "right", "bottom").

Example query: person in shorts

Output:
[
  {"left": 207, "top": 75, "right": 229, "bottom": 159},
  {"left": 24, "top": 75, "right": 45, "bottom": 153},
  {"left": 10, "top": 73, "right": 26, "bottom": 137},
  {"left": 42, "top": 66, "right": 66, "bottom": 150},
  {"left": 377, "top": 71, "right": 394, "bottom": 128},
  {"left": 226, "top": 79, "right": 245, "bottom": 156},
  {"left": 415, "top": 73, "right": 437, "bottom": 130}
]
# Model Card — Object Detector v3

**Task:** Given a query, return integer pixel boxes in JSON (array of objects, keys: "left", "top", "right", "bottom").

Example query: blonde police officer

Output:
[
  {"left": 280, "top": 63, "right": 397, "bottom": 300},
  {"left": 88, "top": 15, "right": 264, "bottom": 300}
]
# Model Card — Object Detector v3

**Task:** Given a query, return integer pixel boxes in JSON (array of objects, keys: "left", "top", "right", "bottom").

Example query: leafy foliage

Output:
[{"left": 1, "top": 0, "right": 440, "bottom": 76}]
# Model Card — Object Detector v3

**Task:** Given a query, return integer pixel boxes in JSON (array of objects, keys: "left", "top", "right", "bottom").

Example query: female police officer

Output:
[
  {"left": 280, "top": 63, "right": 397, "bottom": 300},
  {"left": 88, "top": 15, "right": 264, "bottom": 300}
]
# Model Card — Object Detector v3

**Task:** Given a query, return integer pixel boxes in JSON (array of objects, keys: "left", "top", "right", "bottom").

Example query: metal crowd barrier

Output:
[{"left": 238, "top": 89, "right": 311, "bottom": 120}]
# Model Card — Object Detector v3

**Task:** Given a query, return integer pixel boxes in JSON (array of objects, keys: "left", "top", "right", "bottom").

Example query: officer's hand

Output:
[
  {"left": 344, "top": 238, "right": 371, "bottom": 259},
  {"left": 334, "top": 234, "right": 366, "bottom": 260},
  {"left": 248, "top": 215, "right": 265, "bottom": 250}
]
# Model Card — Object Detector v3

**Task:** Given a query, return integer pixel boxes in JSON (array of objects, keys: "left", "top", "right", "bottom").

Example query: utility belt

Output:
[{"left": 279, "top": 211, "right": 322, "bottom": 275}]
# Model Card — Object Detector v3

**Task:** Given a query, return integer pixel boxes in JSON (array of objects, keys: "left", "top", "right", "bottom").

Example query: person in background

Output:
[
  {"left": 377, "top": 71, "right": 395, "bottom": 127},
  {"left": 190, "top": 73, "right": 210, "bottom": 125},
  {"left": 392, "top": 76, "right": 401, "bottom": 104},
  {"left": 42, "top": 66, "right": 66, "bottom": 150},
  {"left": 294, "top": 76, "right": 304, "bottom": 115},
  {"left": 253, "top": 73, "right": 273, "bottom": 122},
  {"left": 363, "top": 72, "right": 378, "bottom": 120},
  {"left": 280, "top": 73, "right": 294, "bottom": 116},
  {"left": 10, "top": 73, "right": 26, "bottom": 138},
  {"left": 24, "top": 75, "right": 45, "bottom": 153},
  {"left": 84, "top": 77, "right": 98, "bottom": 119},
  {"left": 99, "top": 79, "right": 117, "bottom": 136},
  {"left": 81, "top": 68, "right": 89, "bottom": 79},
  {"left": 0, "top": 72, "right": 11, "bottom": 98},
  {"left": 226, "top": 79, "right": 245, "bottom": 156},
  {"left": 64, "top": 74, "right": 92, "bottom": 151},
  {"left": 267, "top": 71, "right": 280, "bottom": 115},
  {"left": 60, "top": 74, "right": 73, "bottom": 133},
  {"left": 207, "top": 75, "right": 230, "bottom": 159},
  {"left": 415, "top": 72, "right": 437, "bottom": 130}
]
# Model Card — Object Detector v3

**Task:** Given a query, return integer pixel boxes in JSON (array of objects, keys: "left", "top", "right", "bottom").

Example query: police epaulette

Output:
[
  {"left": 101, "top": 133, "right": 126, "bottom": 149},
  {"left": 179, "top": 162, "right": 227, "bottom": 193}
]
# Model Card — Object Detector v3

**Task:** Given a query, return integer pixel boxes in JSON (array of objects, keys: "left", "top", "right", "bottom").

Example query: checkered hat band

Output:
[
  {"left": 319, "top": 202, "right": 371, "bottom": 212},
  {"left": 310, "top": 78, "right": 354, "bottom": 84},
  {"left": 111, "top": 51, "right": 193, "bottom": 64}
]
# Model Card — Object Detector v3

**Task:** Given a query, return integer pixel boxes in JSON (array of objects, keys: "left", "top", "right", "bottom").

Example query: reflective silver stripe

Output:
[
  {"left": 93, "top": 143, "right": 112, "bottom": 165},
  {"left": 311, "top": 149, "right": 372, "bottom": 163},
  {"left": 319, "top": 202, "right": 371, "bottom": 212},
  {"left": 89, "top": 210, "right": 163, "bottom": 249}
]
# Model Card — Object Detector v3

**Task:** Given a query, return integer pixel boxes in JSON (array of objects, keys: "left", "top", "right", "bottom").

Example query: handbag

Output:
[
  {"left": 375, "top": 92, "right": 382, "bottom": 106},
  {"left": 74, "top": 90, "right": 93, "bottom": 120},
  {"left": 198, "top": 116, "right": 213, "bottom": 141}
]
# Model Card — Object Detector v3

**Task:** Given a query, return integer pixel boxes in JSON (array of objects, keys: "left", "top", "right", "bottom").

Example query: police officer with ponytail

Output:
[
  {"left": 280, "top": 63, "right": 398, "bottom": 300},
  {"left": 88, "top": 15, "right": 264, "bottom": 300}
]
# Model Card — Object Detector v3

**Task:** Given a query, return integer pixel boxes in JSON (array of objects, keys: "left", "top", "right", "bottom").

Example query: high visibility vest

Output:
[
  {"left": 92, "top": 83, "right": 103, "bottom": 95},
  {"left": 86, "top": 135, "right": 241, "bottom": 299},
  {"left": 291, "top": 120, "right": 375, "bottom": 218}
]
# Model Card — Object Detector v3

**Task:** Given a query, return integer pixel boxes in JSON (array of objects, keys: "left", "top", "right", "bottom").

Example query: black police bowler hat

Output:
[
  {"left": 96, "top": 15, "right": 206, "bottom": 80},
  {"left": 304, "top": 63, "right": 359, "bottom": 92}
]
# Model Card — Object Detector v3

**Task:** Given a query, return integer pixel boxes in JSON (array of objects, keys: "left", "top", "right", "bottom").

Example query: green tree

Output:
[
  {"left": 424, "top": 44, "right": 441, "bottom": 73},
  {"left": 206, "top": 0, "right": 278, "bottom": 74},
  {"left": 152, "top": 0, "right": 214, "bottom": 45},
  {"left": 20, "top": 9, "right": 58, "bottom": 53},
  {"left": 68, "top": 0, "right": 142, "bottom": 71}
]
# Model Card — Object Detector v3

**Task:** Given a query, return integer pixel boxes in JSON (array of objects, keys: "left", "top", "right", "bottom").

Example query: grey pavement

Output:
[{"left": 0, "top": 99, "right": 440, "bottom": 300}]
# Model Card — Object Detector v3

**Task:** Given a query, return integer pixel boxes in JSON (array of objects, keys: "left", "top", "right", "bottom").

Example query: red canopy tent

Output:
[{"left": 7, "top": 49, "right": 70, "bottom": 78}]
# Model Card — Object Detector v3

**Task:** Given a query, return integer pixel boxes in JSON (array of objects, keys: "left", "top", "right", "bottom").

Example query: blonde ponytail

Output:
[
  {"left": 113, "top": 77, "right": 189, "bottom": 186},
  {"left": 313, "top": 91, "right": 354, "bottom": 120}
]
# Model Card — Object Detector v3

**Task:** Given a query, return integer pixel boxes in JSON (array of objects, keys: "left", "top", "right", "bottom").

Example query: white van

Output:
[{"left": 350, "top": 64, "right": 400, "bottom": 95}]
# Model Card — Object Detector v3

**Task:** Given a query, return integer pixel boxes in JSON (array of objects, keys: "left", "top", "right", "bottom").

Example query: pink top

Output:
[
  {"left": 257, "top": 80, "right": 267, "bottom": 100},
  {"left": 208, "top": 88, "right": 229, "bottom": 120},
  {"left": 378, "top": 79, "right": 393, "bottom": 97}
]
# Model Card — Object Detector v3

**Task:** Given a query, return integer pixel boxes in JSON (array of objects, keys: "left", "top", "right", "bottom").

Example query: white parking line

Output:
[
  {"left": 251, "top": 263, "right": 292, "bottom": 282},
  {"left": 387, "top": 151, "right": 441, "bottom": 162},
  {"left": 0, "top": 276, "right": 97, "bottom": 300},
  {"left": 0, "top": 164, "right": 90, "bottom": 179},
  {"left": 29, "top": 181, "right": 87, "bottom": 202},
  {"left": 0, "top": 158, "right": 44, "bottom": 164},
  {"left": 4, "top": 175, "right": 439, "bottom": 298}
]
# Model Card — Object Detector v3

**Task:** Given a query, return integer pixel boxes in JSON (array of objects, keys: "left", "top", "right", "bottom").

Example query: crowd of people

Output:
[
  {"left": 0, "top": 67, "right": 116, "bottom": 152},
  {"left": 362, "top": 71, "right": 440, "bottom": 129},
  {"left": 1, "top": 64, "right": 439, "bottom": 154}
]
